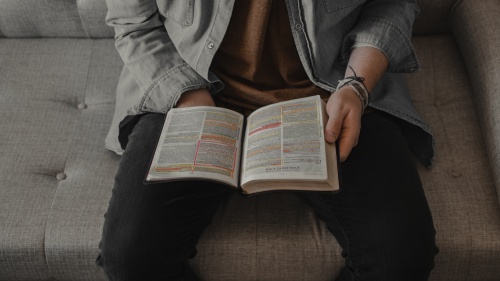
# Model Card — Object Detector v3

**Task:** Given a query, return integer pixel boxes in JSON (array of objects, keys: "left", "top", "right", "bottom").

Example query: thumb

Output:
[{"left": 325, "top": 112, "right": 343, "bottom": 143}]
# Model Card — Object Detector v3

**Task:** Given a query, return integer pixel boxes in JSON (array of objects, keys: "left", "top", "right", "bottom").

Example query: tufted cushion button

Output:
[
  {"left": 56, "top": 172, "right": 67, "bottom": 181},
  {"left": 451, "top": 170, "right": 462, "bottom": 178},
  {"left": 77, "top": 103, "right": 88, "bottom": 110}
]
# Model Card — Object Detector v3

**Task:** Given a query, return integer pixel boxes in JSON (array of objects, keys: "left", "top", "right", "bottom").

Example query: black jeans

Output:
[{"left": 96, "top": 111, "right": 438, "bottom": 281}]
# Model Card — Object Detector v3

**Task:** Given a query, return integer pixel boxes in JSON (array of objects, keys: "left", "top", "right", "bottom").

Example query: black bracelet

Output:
[{"left": 335, "top": 66, "right": 370, "bottom": 110}]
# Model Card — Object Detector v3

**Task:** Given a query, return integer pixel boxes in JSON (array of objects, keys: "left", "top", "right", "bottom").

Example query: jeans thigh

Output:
[
  {"left": 97, "top": 113, "right": 232, "bottom": 280},
  {"left": 303, "top": 111, "right": 437, "bottom": 281}
]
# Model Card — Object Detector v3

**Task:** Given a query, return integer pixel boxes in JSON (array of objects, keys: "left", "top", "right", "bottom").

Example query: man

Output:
[{"left": 97, "top": 1, "right": 438, "bottom": 280}]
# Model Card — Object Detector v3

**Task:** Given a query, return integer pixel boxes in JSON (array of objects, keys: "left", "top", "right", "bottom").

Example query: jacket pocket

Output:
[
  {"left": 157, "top": 0, "right": 195, "bottom": 26},
  {"left": 322, "top": 0, "right": 365, "bottom": 13}
]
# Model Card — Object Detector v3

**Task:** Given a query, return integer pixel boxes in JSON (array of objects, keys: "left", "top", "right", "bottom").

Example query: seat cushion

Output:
[
  {"left": 0, "top": 0, "right": 112, "bottom": 38},
  {"left": 1, "top": 34, "right": 500, "bottom": 281},
  {"left": 407, "top": 35, "right": 500, "bottom": 281},
  {"left": 0, "top": 38, "right": 121, "bottom": 281}
]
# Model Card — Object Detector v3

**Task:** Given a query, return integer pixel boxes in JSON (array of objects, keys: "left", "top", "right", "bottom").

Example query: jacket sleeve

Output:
[
  {"left": 105, "top": 0, "right": 210, "bottom": 113},
  {"left": 340, "top": 0, "right": 420, "bottom": 73}
]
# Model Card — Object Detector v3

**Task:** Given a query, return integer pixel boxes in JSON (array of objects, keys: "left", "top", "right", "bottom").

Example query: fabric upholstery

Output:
[
  {"left": 1, "top": 0, "right": 500, "bottom": 280},
  {"left": 0, "top": 0, "right": 86, "bottom": 37},
  {"left": 4, "top": 36, "right": 500, "bottom": 280},
  {"left": 0, "top": 39, "right": 88, "bottom": 279},
  {"left": 412, "top": 0, "right": 456, "bottom": 35},
  {"left": 0, "top": 38, "right": 119, "bottom": 280},
  {"left": 450, "top": 0, "right": 500, "bottom": 205},
  {"left": 192, "top": 193, "right": 342, "bottom": 281},
  {"left": 407, "top": 35, "right": 500, "bottom": 281},
  {"left": 0, "top": 0, "right": 113, "bottom": 38},
  {"left": 42, "top": 40, "right": 122, "bottom": 281},
  {"left": 76, "top": 0, "right": 114, "bottom": 38},
  {"left": 0, "top": 174, "right": 56, "bottom": 281}
]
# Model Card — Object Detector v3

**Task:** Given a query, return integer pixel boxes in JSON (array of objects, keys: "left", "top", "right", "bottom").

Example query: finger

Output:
[
  {"left": 324, "top": 96, "right": 346, "bottom": 143},
  {"left": 337, "top": 111, "right": 361, "bottom": 161},
  {"left": 324, "top": 107, "right": 344, "bottom": 144}
]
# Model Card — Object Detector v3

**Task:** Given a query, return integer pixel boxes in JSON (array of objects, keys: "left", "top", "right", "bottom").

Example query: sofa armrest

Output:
[{"left": 450, "top": 0, "right": 500, "bottom": 204}]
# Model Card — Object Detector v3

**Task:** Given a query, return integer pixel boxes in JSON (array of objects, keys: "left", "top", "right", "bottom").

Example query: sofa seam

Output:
[
  {"left": 449, "top": 0, "right": 465, "bottom": 24},
  {"left": 0, "top": 39, "right": 6, "bottom": 74},
  {"left": 429, "top": 37, "right": 472, "bottom": 281},
  {"left": 435, "top": 35, "right": 472, "bottom": 281},
  {"left": 43, "top": 39, "right": 94, "bottom": 279},
  {"left": 75, "top": 0, "right": 91, "bottom": 38}
]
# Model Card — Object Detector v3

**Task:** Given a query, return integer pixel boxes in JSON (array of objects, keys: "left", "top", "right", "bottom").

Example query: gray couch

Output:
[{"left": 1, "top": 0, "right": 500, "bottom": 280}]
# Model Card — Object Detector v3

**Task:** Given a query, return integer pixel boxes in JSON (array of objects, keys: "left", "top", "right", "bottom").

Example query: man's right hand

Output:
[{"left": 175, "top": 88, "right": 215, "bottom": 108}]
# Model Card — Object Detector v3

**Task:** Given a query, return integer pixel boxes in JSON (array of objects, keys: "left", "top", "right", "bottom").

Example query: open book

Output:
[{"left": 146, "top": 95, "right": 340, "bottom": 195}]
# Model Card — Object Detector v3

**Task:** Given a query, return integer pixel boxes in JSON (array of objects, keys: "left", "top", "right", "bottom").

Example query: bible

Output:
[{"left": 145, "top": 95, "right": 340, "bottom": 195}]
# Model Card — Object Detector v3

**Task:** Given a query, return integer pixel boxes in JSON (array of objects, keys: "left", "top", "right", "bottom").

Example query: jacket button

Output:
[
  {"left": 207, "top": 42, "right": 215, "bottom": 49},
  {"left": 294, "top": 23, "right": 302, "bottom": 30}
]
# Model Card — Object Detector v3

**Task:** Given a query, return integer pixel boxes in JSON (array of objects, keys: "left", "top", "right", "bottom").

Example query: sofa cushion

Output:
[
  {"left": 0, "top": 0, "right": 86, "bottom": 37},
  {"left": 0, "top": 38, "right": 121, "bottom": 281},
  {"left": 450, "top": 0, "right": 500, "bottom": 204},
  {"left": 412, "top": 0, "right": 456, "bottom": 35},
  {"left": 0, "top": 173, "right": 57, "bottom": 281},
  {"left": 192, "top": 193, "right": 342, "bottom": 281},
  {"left": 0, "top": 39, "right": 101, "bottom": 281},
  {"left": 77, "top": 0, "right": 114, "bottom": 38},
  {"left": 1, "top": 21, "right": 500, "bottom": 281},
  {"left": 42, "top": 40, "right": 122, "bottom": 280},
  {"left": 0, "top": 0, "right": 113, "bottom": 38},
  {"left": 407, "top": 35, "right": 500, "bottom": 281}
]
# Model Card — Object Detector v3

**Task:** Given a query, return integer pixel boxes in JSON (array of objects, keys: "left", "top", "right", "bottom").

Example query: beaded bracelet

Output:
[{"left": 335, "top": 66, "right": 370, "bottom": 111}]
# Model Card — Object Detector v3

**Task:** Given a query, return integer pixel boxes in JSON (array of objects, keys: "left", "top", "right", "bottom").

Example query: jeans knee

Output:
[
  {"left": 97, "top": 239, "right": 196, "bottom": 281},
  {"left": 357, "top": 228, "right": 438, "bottom": 281},
  {"left": 96, "top": 235, "right": 141, "bottom": 280},
  {"left": 388, "top": 235, "right": 438, "bottom": 280},
  {"left": 97, "top": 223, "right": 199, "bottom": 281},
  {"left": 342, "top": 218, "right": 438, "bottom": 281}
]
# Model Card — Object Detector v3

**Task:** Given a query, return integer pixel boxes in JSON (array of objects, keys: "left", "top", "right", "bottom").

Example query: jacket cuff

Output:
[
  {"left": 139, "top": 62, "right": 223, "bottom": 114},
  {"left": 341, "top": 17, "right": 420, "bottom": 73}
]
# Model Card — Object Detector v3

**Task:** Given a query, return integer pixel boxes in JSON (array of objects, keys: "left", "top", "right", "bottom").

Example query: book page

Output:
[
  {"left": 147, "top": 106, "right": 244, "bottom": 187},
  {"left": 241, "top": 96, "right": 328, "bottom": 185}
]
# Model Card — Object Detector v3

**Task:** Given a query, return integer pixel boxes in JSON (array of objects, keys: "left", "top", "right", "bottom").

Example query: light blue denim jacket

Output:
[{"left": 104, "top": 0, "right": 434, "bottom": 167}]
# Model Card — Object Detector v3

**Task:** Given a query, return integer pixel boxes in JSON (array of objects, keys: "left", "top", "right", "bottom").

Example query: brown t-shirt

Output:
[{"left": 211, "top": 0, "right": 329, "bottom": 116}]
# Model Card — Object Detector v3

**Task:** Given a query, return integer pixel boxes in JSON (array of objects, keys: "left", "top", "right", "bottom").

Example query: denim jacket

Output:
[{"left": 104, "top": 0, "right": 434, "bottom": 167}]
